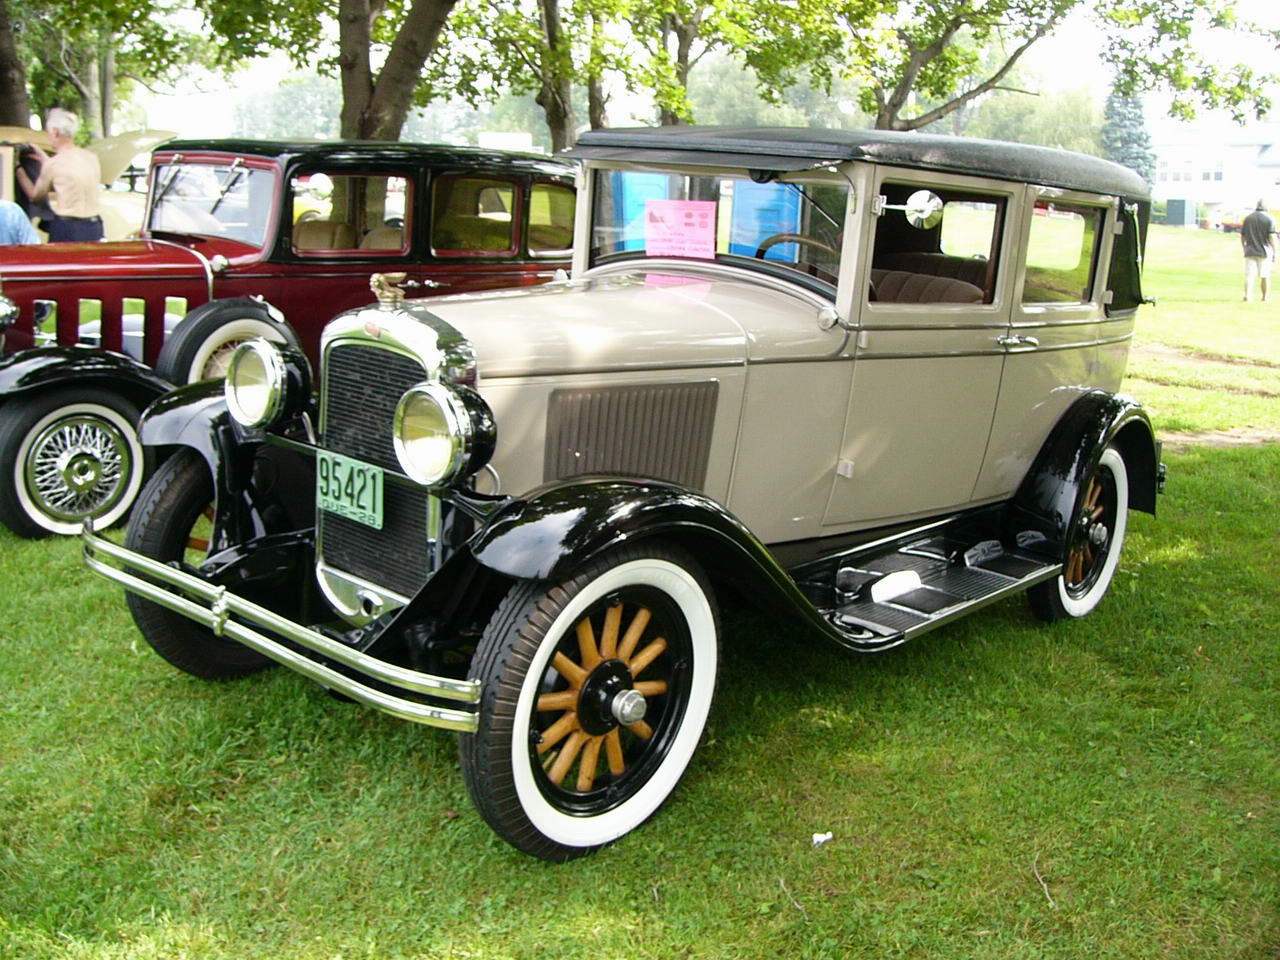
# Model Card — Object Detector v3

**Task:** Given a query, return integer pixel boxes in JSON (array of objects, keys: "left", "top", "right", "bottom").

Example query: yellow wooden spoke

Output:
[
  {"left": 536, "top": 711, "right": 578, "bottom": 755},
  {"left": 552, "top": 651, "right": 587, "bottom": 687},
  {"left": 627, "top": 719, "right": 653, "bottom": 740},
  {"left": 187, "top": 536, "right": 210, "bottom": 551},
  {"left": 1085, "top": 477, "right": 1102, "bottom": 510},
  {"left": 599, "top": 604, "right": 623, "bottom": 660},
  {"left": 633, "top": 680, "right": 668, "bottom": 697},
  {"left": 604, "top": 729, "right": 625, "bottom": 775},
  {"left": 1083, "top": 543, "right": 1094, "bottom": 569},
  {"left": 576, "top": 736, "right": 603, "bottom": 792},
  {"left": 617, "top": 606, "right": 652, "bottom": 664},
  {"left": 576, "top": 618, "right": 601, "bottom": 670},
  {"left": 536, "top": 690, "right": 578, "bottom": 713},
  {"left": 548, "top": 730, "right": 587, "bottom": 784},
  {"left": 628, "top": 637, "right": 667, "bottom": 678},
  {"left": 1090, "top": 504, "right": 1106, "bottom": 521}
]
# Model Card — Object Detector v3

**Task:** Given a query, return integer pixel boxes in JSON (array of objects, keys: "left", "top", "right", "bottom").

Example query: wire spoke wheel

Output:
[{"left": 26, "top": 412, "right": 130, "bottom": 521}]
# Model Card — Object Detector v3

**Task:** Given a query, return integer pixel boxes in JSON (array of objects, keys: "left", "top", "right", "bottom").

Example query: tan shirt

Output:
[{"left": 30, "top": 146, "right": 101, "bottom": 218}]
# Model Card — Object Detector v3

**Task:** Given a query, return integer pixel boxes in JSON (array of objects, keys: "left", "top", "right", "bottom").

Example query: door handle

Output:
[
  {"left": 997, "top": 335, "right": 1040, "bottom": 348},
  {"left": 401, "top": 278, "right": 446, "bottom": 290}
]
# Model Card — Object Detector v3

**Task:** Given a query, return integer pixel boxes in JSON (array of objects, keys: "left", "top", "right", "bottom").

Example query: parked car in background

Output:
[
  {"left": 0, "top": 139, "right": 576, "bottom": 536},
  {"left": 86, "top": 126, "right": 1162, "bottom": 860}
]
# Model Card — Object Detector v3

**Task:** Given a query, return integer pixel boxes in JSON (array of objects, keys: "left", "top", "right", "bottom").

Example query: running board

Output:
[{"left": 790, "top": 526, "right": 1061, "bottom": 651}]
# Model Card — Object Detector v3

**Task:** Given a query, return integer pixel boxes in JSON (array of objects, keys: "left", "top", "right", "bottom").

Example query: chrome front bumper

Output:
[{"left": 83, "top": 530, "right": 481, "bottom": 732}]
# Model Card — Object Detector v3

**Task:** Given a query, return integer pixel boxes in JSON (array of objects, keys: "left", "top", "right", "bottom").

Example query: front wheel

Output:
[
  {"left": 1028, "top": 446, "right": 1129, "bottom": 621},
  {"left": 0, "top": 388, "right": 146, "bottom": 538},
  {"left": 460, "top": 542, "right": 719, "bottom": 861},
  {"left": 124, "top": 449, "right": 274, "bottom": 678}
]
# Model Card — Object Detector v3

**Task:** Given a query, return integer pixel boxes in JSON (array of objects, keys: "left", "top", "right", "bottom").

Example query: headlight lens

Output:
[
  {"left": 225, "top": 339, "right": 287, "bottom": 427},
  {"left": 393, "top": 381, "right": 494, "bottom": 487}
]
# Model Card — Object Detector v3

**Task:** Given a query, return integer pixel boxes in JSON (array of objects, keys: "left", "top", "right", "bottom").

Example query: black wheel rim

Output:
[
  {"left": 529, "top": 586, "right": 694, "bottom": 817},
  {"left": 1065, "top": 462, "right": 1118, "bottom": 599}
]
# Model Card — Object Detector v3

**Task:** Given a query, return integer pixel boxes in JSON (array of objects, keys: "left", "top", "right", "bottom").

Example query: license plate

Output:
[{"left": 316, "top": 451, "right": 384, "bottom": 530}]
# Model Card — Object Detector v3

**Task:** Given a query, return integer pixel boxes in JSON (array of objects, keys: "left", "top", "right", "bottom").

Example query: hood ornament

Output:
[{"left": 370, "top": 272, "right": 406, "bottom": 307}]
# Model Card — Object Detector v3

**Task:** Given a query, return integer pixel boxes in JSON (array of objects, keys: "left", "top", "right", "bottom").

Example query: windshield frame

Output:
[
  {"left": 143, "top": 154, "right": 280, "bottom": 249},
  {"left": 582, "top": 161, "right": 853, "bottom": 299}
]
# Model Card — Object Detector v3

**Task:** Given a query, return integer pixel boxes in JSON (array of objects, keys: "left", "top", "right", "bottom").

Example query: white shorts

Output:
[{"left": 1245, "top": 256, "right": 1273, "bottom": 281}]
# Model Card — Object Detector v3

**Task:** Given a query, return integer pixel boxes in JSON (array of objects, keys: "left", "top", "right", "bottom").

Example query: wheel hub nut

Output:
[
  {"left": 610, "top": 689, "right": 647, "bottom": 726},
  {"left": 1089, "top": 523, "right": 1109, "bottom": 547}
]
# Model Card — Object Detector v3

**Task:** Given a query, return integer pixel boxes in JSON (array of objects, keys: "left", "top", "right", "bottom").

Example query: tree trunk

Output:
[
  {"left": 337, "top": 0, "right": 377, "bottom": 139},
  {"left": 0, "top": 0, "right": 31, "bottom": 127},
  {"left": 98, "top": 28, "right": 115, "bottom": 137},
  {"left": 586, "top": 12, "right": 608, "bottom": 130},
  {"left": 535, "top": 0, "right": 576, "bottom": 151}
]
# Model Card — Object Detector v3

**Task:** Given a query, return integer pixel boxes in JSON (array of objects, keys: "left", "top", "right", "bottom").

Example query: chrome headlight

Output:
[
  {"left": 393, "top": 381, "right": 495, "bottom": 487},
  {"left": 225, "top": 338, "right": 310, "bottom": 428}
]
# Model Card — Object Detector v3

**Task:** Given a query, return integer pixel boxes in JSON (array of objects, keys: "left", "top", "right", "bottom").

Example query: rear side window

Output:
[
  {"left": 1021, "top": 201, "right": 1105, "bottom": 303},
  {"left": 432, "top": 176, "right": 519, "bottom": 256},
  {"left": 289, "top": 172, "right": 410, "bottom": 254},
  {"left": 529, "top": 182, "right": 576, "bottom": 257}
]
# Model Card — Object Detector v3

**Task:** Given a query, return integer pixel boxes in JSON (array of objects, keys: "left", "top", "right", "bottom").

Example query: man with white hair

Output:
[
  {"left": 1241, "top": 199, "right": 1278, "bottom": 302},
  {"left": 15, "top": 108, "right": 103, "bottom": 242}
]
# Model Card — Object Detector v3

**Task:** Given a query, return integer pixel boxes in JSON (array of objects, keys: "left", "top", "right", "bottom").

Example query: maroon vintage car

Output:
[{"left": 0, "top": 139, "right": 576, "bottom": 537}]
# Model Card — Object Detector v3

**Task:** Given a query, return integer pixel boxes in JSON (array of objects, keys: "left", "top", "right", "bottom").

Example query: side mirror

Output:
[{"left": 904, "top": 190, "right": 944, "bottom": 229}]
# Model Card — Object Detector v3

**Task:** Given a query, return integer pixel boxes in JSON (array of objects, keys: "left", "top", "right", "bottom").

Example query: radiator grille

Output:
[
  {"left": 544, "top": 382, "right": 718, "bottom": 489},
  {"left": 319, "top": 342, "right": 432, "bottom": 597}
]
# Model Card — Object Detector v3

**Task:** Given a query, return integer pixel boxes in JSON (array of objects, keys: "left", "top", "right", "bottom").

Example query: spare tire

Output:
[{"left": 154, "top": 297, "right": 301, "bottom": 385}]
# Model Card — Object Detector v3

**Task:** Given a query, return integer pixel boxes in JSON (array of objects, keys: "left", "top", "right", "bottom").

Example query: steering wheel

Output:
[{"left": 754, "top": 233, "right": 840, "bottom": 284}]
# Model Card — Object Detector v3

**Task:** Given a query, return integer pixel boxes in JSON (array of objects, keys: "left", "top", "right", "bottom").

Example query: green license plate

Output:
[{"left": 316, "top": 451, "right": 384, "bottom": 530}]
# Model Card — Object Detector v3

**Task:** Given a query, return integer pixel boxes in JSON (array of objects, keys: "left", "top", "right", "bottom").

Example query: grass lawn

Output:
[{"left": 1, "top": 225, "right": 1277, "bottom": 959}]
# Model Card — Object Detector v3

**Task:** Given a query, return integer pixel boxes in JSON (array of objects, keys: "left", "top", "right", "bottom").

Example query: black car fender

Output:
[
  {"left": 460, "top": 477, "right": 839, "bottom": 634},
  {"left": 1009, "top": 390, "right": 1160, "bottom": 555},
  {"left": 0, "top": 345, "right": 172, "bottom": 410}
]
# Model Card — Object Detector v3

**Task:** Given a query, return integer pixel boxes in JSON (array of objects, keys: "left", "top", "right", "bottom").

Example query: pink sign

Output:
[{"left": 644, "top": 199, "right": 716, "bottom": 259}]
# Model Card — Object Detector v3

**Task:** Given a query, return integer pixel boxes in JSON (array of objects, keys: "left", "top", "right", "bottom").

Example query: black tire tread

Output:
[{"left": 124, "top": 449, "right": 273, "bottom": 678}]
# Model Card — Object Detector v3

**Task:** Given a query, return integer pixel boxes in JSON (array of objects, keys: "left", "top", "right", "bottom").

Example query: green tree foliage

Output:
[
  {"left": 1100, "top": 87, "right": 1154, "bottom": 184},
  {"left": 7, "top": 0, "right": 216, "bottom": 136}
]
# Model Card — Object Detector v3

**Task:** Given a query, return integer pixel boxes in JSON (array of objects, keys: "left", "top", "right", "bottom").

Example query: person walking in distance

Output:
[
  {"left": 15, "top": 108, "right": 103, "bottom": 243},
  {"left": 1241, "top": 199, "right": 1278, "bottom": 302}
]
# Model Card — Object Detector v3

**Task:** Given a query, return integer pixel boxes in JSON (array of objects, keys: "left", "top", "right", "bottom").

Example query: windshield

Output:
[
  {"left": 590, "top": 169, "right": 848, "bottom": 285},
  {"left": 147, "top": 161, "right": 275, "bottom": 247}
]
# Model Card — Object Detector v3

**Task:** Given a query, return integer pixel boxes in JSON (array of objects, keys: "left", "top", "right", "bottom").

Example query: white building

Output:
[{"left": 1150, "top": 116, "right": 1280, "bottom": 227}]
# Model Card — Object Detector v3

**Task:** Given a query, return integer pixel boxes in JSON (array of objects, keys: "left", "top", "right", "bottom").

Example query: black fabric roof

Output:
[{"left": 566, "top": 126, "right": 1150, "bottom": 200}]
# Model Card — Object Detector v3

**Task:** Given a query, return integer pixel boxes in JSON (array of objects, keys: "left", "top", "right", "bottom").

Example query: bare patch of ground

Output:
[
  {"left": 1131, "top": 342, "right": 1280, "bottom": 370},
  {"left": 1160, "top": 427, "right": 1280, "bottom": 453}
]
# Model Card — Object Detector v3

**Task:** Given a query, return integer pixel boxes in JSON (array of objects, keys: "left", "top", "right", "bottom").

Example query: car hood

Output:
[
  {"left": 0, "top": 238, "right": 212, "bottom": 283},
  {"left": 419, "top": 265, "right": 842, "bottom": 379}
]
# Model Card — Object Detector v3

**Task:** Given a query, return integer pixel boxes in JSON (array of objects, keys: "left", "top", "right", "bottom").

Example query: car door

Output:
[
  {"left": 970, "top": 187, "right": 1117, "bottom": 501},
  {"left": 823, "top": 169, "right": 1019, "bottom": 528}
]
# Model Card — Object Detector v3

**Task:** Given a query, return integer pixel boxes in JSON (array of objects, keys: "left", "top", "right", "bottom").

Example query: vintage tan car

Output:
[{"left": 85, "top": 127, "right": 1162, "bottom": 861}]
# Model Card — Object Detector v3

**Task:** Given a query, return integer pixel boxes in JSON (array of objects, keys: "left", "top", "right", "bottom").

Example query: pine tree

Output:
[{"left": 1101, "top": 88, "right": 1156, "bottom": 186}]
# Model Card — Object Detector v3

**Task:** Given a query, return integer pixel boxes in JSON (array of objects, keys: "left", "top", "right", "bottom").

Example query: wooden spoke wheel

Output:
[
  {"left": 461, "top": 542, "right": 719, "bottom": 861},
  {"left": 1030, "top": 446, "right": 1129, "bottom": 621}
]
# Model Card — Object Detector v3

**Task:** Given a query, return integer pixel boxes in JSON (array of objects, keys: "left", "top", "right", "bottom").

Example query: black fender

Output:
[
  {"left": 1010, "top": 390, "right": 1160, "bottom": 556},
  {"left": 461, "top": 477, "right": 841, "bottom": 636},
  {"left": 0, "top": 345, "right": 172, "bottom": 409}
]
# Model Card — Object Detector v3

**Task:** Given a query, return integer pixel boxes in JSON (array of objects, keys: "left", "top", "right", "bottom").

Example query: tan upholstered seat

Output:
[
  {"left": 292, "top": 219, "right": 357, "bottom": 250},
  {"left": 360, "top": 226, "right": 405, "bottom": 250},
  {"left": 881, "top": 252, "right": 989, "bottom": 290},
  {"left": 870, "top": 269, "right": 984, "bottom": 304}
]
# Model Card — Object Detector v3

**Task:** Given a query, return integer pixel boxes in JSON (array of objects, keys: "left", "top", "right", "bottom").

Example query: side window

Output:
[
  {"left": 290, "top": 173, "right": 410, "bottom": 254},
  {"left": 528, "top": 182, "right": 576, "bottom": 257},
  {"left": 869, "top": 185, "right": 1002, "bottom": 305},
  {"left": 1021, "top": 201, "right": 1104, "bottom": 303},
  {"left": 432, "top": 176, "right": 518, "bottom": 256}
]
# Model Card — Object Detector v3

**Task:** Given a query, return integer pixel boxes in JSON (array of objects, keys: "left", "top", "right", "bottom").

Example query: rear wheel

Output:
[
  {"left": 460, "top": 542, "right": 719, "bottom": 861},
  {"left": 0, "top": 388, "right": 145, "bottom": 538},
  {"left": 1029, "top": 446, "right": 1129, "bottom": 621},
  {"left": 124, "top": 449, "right": 274, "bottom": 678},
  {"left": 155, "top": 300, "right": 296, "bottom": 385}
]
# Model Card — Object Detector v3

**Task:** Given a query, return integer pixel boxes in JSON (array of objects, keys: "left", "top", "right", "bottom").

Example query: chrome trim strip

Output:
[
  {"left": 900, "top": 564, "right": 1062, "bottom": 642},
  {"left": 480, "top": 357, "right": 746, "bottom": 379},
  {"left": 148, "top": 237, "right": 216, "bottom": 299},
  {"left": 856, "top": 348, "right": 1009, "bottom": 360},
  {"left": 83, "top": 530, "right": 481, "bottom": 732}
]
